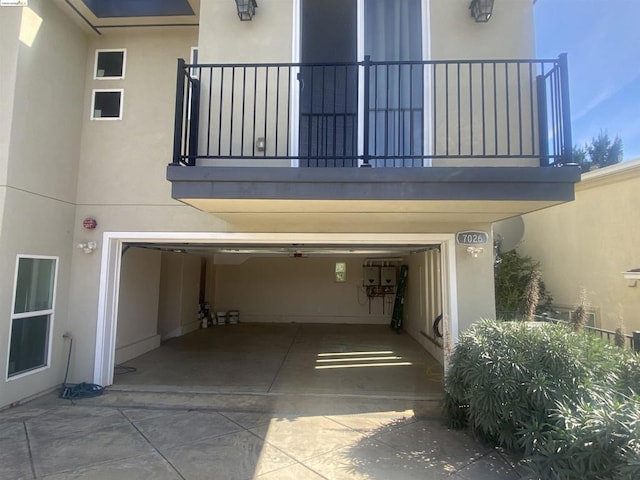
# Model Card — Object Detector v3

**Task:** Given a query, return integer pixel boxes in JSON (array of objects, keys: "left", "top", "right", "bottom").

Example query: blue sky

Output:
[{"left": 534, "top": 0, "right": 640, "bottom": 161}]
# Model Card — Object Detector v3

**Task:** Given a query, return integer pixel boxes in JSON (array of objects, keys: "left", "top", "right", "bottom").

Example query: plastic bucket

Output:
[
  {"left": 228, "top": 310, "right": 239, "bottom": 324},
  {"left": 216, "top": 312, "right": 227, "bottom": 325}
]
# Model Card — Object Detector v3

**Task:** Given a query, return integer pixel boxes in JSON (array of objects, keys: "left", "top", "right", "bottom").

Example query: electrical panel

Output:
[
  {"left": 381, "top": 266, "right": 397, "bottom": 287},
  {"left": 363, "top": 266, "right": 380, "bottom": 286}
]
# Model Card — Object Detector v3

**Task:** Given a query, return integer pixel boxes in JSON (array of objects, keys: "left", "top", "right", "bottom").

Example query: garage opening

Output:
[{"left": 94, "top": 233, "right": 457, "bottom": 397}]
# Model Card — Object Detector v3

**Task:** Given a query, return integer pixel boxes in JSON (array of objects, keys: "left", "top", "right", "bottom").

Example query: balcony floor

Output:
[{"left": 167, "top": 165, "right": 581, "bottom": 228}]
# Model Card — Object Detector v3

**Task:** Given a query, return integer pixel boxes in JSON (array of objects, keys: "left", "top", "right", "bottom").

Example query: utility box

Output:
[
  {"left": 381, "top": 266, "right": 397, "bottom": 287},
  {"left": 363, "top": 266, "right": 380, "bottom": 286}
]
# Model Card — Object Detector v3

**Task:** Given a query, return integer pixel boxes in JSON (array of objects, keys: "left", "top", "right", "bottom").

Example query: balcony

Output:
[{"left": 167, "top": 56, "right": 580, "bottom": 226}]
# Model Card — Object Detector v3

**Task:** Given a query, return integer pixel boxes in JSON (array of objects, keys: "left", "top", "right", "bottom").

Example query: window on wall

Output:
[
  {"left": 91, "top": 89, "right": 124, "bottom": 120},
  {"left": 94, "top": 49, "right": 126, "bottom": 79},
  {"left": 8, "top": 256, "right": 58, "bottom": 379}
]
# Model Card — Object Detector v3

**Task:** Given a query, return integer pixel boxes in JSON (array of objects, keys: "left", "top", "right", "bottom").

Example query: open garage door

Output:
[{"left": 94, "top": 233, "right": 458, "bottom": 389}]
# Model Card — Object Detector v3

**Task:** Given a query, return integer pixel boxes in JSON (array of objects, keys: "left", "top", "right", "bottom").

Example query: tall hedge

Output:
[{"left": 444, "top": 320, "right": 640, "bottom": 479}]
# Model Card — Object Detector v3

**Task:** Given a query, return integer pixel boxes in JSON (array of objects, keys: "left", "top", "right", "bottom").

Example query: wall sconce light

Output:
[
  {"left": 470, "top": 0, "right": 494, "bottom": 23},
  {"left": 78, "top": 241, "right": 97, "bottom": 254},
  {"left": 235, "top": 0, "right": 257, "bottom": 21},
  {"left": 467, "top": 246, "right": 484, "bottom": 258},
  {"left": 622, "top": 269, "right": 640, "bottom": 287}
]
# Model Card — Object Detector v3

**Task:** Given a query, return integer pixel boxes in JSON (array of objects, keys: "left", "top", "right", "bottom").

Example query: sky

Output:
[{"left": 534, "top": 0, "right": 640, "bottom": 161}]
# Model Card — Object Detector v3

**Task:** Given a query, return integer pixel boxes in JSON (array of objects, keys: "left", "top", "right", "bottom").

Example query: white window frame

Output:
[
  {"left": 93, "top": 48, "right": 127, "bottom": 80},
  {"left": 90, "top": 89, "right": 124, "bottom": 121},
  {"left": 6, "top": 255, "right": 58, "bottom": 381}
]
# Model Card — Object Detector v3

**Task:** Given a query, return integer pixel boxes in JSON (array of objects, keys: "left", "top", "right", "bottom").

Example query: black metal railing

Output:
[{"left": 173, "top": 55, "right": 572, "bottom": 168}]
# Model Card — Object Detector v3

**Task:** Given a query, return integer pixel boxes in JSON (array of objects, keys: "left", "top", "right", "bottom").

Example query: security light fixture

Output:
[
  {"left": 235, "top": 0, "right": 257, "bottom": 21},
  {"left": 470, "top": 0, "right": 494, "bottom": 23}
]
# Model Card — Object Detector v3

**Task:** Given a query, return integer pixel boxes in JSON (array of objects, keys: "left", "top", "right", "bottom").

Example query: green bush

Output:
[
  {"left": 444, "top": 320, "right": 640, "bottom": 479},
  {"left": 495, "top": 250, "right": 553, "bottom": 316},
  {"left": 528, "top": 392, "right": 640, "bottom": 479}
]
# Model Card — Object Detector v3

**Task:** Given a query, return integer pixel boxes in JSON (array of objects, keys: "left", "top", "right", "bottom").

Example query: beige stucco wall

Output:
[
  {"left": 76, "top": 29, "right": 197, "bottom": 206},
  {"left": 115, "top": 247, "right": 161, "bottom": 362},
  {"left": 0, "top": 6, "right": 21, "bottom": 186},
  {"left": 520, "top": 160, "right": 640, "bottom": 333},
  {"left": 0, "top": 0, "right": 87, "bottom": 409},
  {"left": 1, "top": 0, "right": 514, "bottom": 407},
  {"left": 214, "top": 256, "right": 397, "bottom": 324},
  {"left": 429, "top": 0, "right": 534, "bottom": 60}
]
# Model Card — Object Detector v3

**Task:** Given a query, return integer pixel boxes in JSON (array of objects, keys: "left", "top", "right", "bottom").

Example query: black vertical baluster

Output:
[
  {"left": 385, "top": 64, "right": 390, "bottom": 161},
  {"left": 536, "top": 70, "right": 548, "bottom": 165},
  {"left": 409, "top": 63, "right": 416, "bottom": 161},
  {"left": 397, "top": 63, "right": 402, "bottom": 165},
  {"left": 173, "top": 59, "right": 185, "bottom": 165},
  {"left": 469, "top": 62, "right": 473, "bottom": 156},
  {"left": 286, "top": 67, "right": 291, "bottom": 158},
  {"left": 481, "top": 63, "right": 486, "bottom": 156},
  {"left": 432, "top": 63, "right": 437, "bottom": 158},
  {"left": 493, "top": 62, "right": 498, "bottom": 155},
  {"left": 264, "top": 66, "right": 269, "bottom": 157},
  {"left": 206, "top": 67, "right": 213, "bottom": 156},
  {"left": 371, "top": 62, "right": 377, "bottom": 163},
  {"left": 217, "top": 67, "right": 224, "bottom": 156},
  {"left": 505, "top": 62, "right": 511, "bottom": 156},
  {"left": 275, "top": 66, "right": 281, "bottom": 157},
  {"left": 457, "top": 63, "right": 461, "bottom": 156},
  {"left": 445, "top": 63, "right": 449, "bottom": 156},
  {"left": 229, "top": 67, "right": 236, "bottom": 156},
  {"left": 252, "top": 66, "right": 258, "bottom": 157},
  {"left": 184, "top": 73, "right": 192, "bottom": 162},
  {"left": 517, "top": 62, "right": 523, "bottom": 156},
  {"left": 320, "top": 67, "right": 324, "bottom": 165},
  {"left": 241, "top": 67, "right": 247, "bottom": 157},
  {"left": 363, "top": 56, "right": 371, "bottom": 167},
  {"left": 309, "top": 66, "right": 315, "bottom": 165},
  {"left": 188, "top": 77, "right": 200, "bottom": 166},
  {"left": 332, "top": 65, "right": 337, "bottom": 159},
  {"left": 559, "top": 54, "right": 572, "bottom": 165},
  {"left": 529, "top": 62, "right": 535, "bottom": 156}
]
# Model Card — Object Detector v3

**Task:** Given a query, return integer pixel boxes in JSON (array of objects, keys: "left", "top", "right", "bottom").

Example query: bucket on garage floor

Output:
[
  {"left": 216, "top": 312, "right": 227, "bottom": 325},
  {"left": 228, "top": 310, "right": 239, "bottom": 324}
]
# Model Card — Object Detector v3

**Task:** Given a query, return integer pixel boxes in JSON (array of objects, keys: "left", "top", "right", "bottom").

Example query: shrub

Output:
[
  {"left": 527, "top": 392, "right": 640, "bottom": 480},
  {"left": 495, "top": 250, "right": 553, "bottom": 317},
  {"left": 444, "top": 319, "right": 640, "bottom": 478}
]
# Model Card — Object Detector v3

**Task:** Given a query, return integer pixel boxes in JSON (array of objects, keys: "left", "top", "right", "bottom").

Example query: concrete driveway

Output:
[{"left": 0, "top": 324, "right": 526, "bottom": 479}]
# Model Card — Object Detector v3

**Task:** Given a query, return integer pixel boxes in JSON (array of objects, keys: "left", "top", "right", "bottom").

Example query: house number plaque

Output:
[{"left": 456, "top": 231, "right": 489, "bottom": 246}]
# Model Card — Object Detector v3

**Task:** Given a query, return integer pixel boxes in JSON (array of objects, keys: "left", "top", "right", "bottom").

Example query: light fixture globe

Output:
[
  {"left": 235, "top": 0, "right": 257, "bottom": 21},
  {"left": 470, "top": 0, "right": 494, "bottom": 23}
]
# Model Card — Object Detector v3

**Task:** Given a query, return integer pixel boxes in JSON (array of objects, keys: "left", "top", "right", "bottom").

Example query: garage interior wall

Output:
[
  {"left": 404, "top": 250, "right": 444, "bottom": 363},
  {"left": 111, "top": 245, "right": 449, "bottom": 373},
  {"left": 157, "top": 251, "right": 203, "bottom": 341},
  {"left": 115, "top": 248, "right": 161, "bottom": 363},
  {"left": 213, "top": 256, "right": 399, "bottom": 324}
]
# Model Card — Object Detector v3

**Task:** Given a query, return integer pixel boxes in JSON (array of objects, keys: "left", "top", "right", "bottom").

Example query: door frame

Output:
[
  {"left": 290, "top": 0, "right": 433, "bottom": 167},
  {"left": 94, "top": 231, "right": 458, "bottom": 386}
]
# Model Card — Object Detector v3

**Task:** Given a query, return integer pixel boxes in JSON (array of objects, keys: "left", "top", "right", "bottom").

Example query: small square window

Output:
[
  {"left": 94, "top": 49, "right": 126, "bottom": 79},
  {"left": 91, "top": 89, "right": 123, "bottom": 120},
  {"left": 335, "top": 262, "right": 347, "bottom": 282}
]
